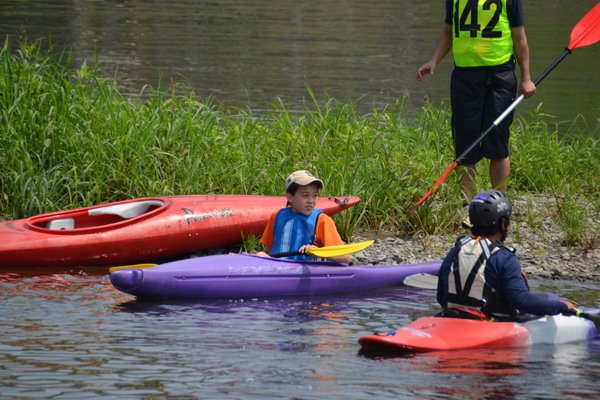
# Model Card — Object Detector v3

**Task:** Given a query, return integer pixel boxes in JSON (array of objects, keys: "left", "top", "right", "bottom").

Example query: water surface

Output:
[
  {"left": 0, "top": 0, "right": 598, "bottom": 131},
  {"left": 1, "top": 266, "right": 599, "bottom": 399}
]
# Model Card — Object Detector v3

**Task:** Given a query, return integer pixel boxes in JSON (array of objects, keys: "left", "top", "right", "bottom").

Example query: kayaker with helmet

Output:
[
  {"left": 256, "top": 170, "right": 350, "bottom": 264},
  {"left": 436, "top": 190, "right": 575, "bottom": 320}
]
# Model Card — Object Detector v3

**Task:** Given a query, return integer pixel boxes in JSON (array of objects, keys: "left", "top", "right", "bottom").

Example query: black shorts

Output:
[{"left": 450, "top": 61, "right": 517, "bottom": 165}]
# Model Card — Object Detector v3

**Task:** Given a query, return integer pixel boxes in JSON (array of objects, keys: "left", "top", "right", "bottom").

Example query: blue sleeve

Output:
[{"left": 488, "top": 251, "right": 568, "bottom": 316}]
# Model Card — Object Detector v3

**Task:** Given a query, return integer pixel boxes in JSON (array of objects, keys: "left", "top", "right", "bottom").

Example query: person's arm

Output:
[
  {"left": 317, "top": 246, "right": 351, "bottom": 264},
  {"left": 499, "top": 254, "right": 574, "bottom": 315},
  {"left": 256, "top": 210, "right": 278, "bottom": 257},
  {"left": 511, "top": 26, "right": 536, "bottom": 99},
  {"left": 326, "top": 251, "right": 350, "bottom": 264},
  {"left": 256, "top": 248, "right": 271, "bottom": 257},
  {"left": 416, "top": 23, "right": 453, "bottom": 82}
]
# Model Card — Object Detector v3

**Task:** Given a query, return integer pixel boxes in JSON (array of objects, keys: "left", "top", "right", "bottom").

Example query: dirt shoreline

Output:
[{"left": 351, "top": 193, "right": 600, "bottom": 282}]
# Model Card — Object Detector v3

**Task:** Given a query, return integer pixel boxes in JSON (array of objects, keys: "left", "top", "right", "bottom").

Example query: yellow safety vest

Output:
[{"left": 452, "top": 0, "right": 514, "bottom": 67}]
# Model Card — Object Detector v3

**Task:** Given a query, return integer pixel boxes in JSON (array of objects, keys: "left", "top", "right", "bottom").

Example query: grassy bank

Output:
[{"left": 1, "top": 39, "right": 600, "bottom": 247}]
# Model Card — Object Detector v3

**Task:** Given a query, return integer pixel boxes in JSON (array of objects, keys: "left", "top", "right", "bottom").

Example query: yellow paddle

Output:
[
  {"left": 108, "top": 240, "right": 374, "bottom": 273},
  {"left": 269, "top": 240, "right": 374, "bottom": 258},
  {"left": 109, "top": 263, "right": 157, "bottom": 273}
]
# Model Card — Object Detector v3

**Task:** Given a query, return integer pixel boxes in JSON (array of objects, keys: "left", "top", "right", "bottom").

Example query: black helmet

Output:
[{"left": 469, "top": 190, "right": 512, "bottom": 227}]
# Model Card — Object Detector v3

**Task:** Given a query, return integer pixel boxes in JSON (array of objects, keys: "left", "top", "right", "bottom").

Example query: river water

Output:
[
  {"left": 1, "top": 266, "right": 600, "bottom": 399},
  {"left": 1, "top": 1, "right": 600, "bottom": 397},
  {"left": 0, "top": 0, "right": 599, "bottom": 132}
]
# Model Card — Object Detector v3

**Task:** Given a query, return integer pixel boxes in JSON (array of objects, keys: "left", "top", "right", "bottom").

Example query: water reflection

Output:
[
  {"left": 360, "top": 341, "right": 600, "bottom": 399},
  {"left": 0, "top": 0, "right": 598, "bottom": 131},
  {"left": 362, "top": 346, "right": 530, "bottom": 375},
  {"left": 1, "top": 269, "right": 600, "bottom": 398}
]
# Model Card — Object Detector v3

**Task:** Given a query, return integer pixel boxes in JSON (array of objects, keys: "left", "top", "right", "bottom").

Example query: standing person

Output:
[
  {"left": 416, "top": 0, "right": 536, "bottom": 228},
  {"left": 436, "top": 190, "right": 575, "bottom": 320},
  {"left": 257, "top": 170, "right": 350, "bottom": 264}
]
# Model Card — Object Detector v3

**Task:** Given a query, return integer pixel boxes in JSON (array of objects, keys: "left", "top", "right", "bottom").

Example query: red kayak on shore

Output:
[{"left": 0, "top": 195, "right": 359, "bottom": 266}]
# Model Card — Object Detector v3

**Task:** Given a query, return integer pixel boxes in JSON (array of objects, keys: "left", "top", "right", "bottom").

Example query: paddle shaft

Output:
[
  {"left": 455, "top": 48, "right": 572, "bottom": 165},
  {"left": 411, "top": 50, "right": 568, "bottom": 210},
  {"left": 409, "top": 44, "right": 588, "bottom": 212},
  {"left": 453, "top": 0, "right": 600, "bottom": 166},
  {"left": 270, "top": 250, "right": 308, "bottom": 258},
  {"left": 571, "top": 310, "right": 600, "bottom": 332}
]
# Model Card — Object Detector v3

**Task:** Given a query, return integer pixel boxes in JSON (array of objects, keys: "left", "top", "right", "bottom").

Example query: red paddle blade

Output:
[
  {"left": 409, "top": 161, "right": 458, "bottom": 212},
  {"left": 569, "top": 2, "right": 600, "bottom": 50}
]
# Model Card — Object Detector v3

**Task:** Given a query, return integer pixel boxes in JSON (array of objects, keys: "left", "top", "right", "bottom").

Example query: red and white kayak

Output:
[
  {"left": 358, "top": 312, "right": 600, "bottom": 353},
  {"left": 0, "top": 195, "right": 359, "bottom": 266}
]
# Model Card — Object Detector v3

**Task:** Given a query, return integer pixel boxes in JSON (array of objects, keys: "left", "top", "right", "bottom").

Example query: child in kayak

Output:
[
  {"left": 437, "top": 190, "right": 575, "bottom": 320},
  {"left": 256, "top": 170, "right": 350, "bottom": 264}
]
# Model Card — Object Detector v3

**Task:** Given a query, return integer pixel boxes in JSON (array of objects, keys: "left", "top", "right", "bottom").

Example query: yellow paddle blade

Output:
[
  {"left": 109, "top": 263, "right": 158, "bottom": 273},
  {"left": 306, "top": 240, "right": 374, "bottom": 258}
]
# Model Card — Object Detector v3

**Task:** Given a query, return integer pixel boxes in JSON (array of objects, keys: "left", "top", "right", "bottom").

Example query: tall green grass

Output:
[{"left": 1, "top": 39, "right": 600, "bottom": 246}]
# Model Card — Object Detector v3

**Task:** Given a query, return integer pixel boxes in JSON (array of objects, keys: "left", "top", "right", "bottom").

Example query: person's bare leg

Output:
[
  {"left": 490, "top": 157, "right": 510, "bottom": 193},
  {"left": 460, "top": 164, "right": 477, "bottom": 205}
]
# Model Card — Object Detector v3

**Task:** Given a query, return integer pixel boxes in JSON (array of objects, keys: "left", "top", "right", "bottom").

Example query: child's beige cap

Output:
[{"left": 285, "top": 170, "right": 324, "bottom": 191}]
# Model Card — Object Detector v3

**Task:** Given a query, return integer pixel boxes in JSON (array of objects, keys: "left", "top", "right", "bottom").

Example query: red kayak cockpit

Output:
[{"left": 26, "top": 198, "right": 168, "bottom": 234}]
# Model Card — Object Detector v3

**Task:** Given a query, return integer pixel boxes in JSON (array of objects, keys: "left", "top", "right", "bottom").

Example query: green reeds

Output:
[{"left": 2, "top": 39, "right": 600, "bottom": 248}]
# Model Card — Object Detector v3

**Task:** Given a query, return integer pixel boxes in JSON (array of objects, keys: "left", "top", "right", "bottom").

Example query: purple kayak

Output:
[{"left": 110, "top": 254, "right": 442, "bottom": 298}]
